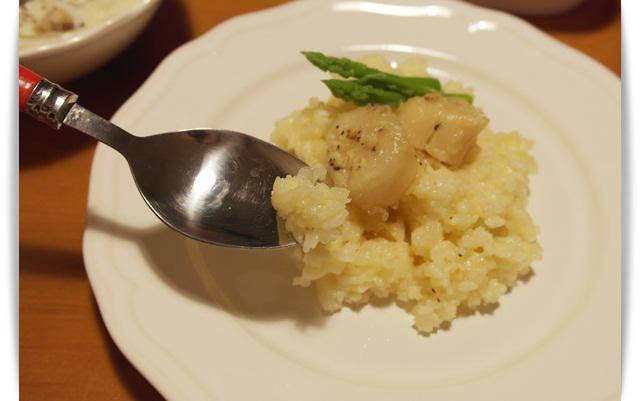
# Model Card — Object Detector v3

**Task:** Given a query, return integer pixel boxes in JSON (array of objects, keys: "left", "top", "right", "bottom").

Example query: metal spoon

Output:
[{"left": 19, "top": 65, "right": 305, "bottom": 248}]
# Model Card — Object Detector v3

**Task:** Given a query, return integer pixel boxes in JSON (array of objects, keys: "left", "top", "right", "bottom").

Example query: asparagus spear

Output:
[
  {"left": 322, "top": 79, "right": 406, "bottom": 106},
  {"left": 302, "top": 51, "right": 441, "bottom": 95},
  {"left": 302, "top": 51, "right": 379, "bottom": 78},
  {"left": 357, "top": 73, "right": 441, "bottom": 97},
  {"left": 444, "top": 92, "right": 474, "bottom": 103},
  {"left": 303, "top": 51, "right": 473, "bottom": 105}
]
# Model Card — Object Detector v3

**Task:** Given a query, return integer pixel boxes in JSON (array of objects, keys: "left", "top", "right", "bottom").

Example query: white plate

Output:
[{"left": 83, "top": 1, "right": 621, "bottom": 400}]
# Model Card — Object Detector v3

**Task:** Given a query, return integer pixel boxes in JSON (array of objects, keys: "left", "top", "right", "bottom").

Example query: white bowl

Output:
[
  {"left": 466, "top": 0, "right": 587, "bottom": 16},
  {"left": 19, "top": 0, "right": 162, "bottom": 82}
]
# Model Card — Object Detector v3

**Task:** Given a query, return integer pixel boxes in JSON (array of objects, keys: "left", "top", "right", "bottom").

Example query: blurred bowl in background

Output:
[
  {"left": 19, "top": 0, "right": 162, "bottom": 82},
  {"left": 465, "top": 0, "right": 587, "bottom": 16}
]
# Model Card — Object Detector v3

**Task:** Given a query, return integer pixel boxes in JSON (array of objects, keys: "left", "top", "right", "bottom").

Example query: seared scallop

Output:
[
  {"left": 327, "top": 105, "right": 417, "bottom": 209},
  {"left": 397, "top": 93, "right": 489, "bottom": 167}
]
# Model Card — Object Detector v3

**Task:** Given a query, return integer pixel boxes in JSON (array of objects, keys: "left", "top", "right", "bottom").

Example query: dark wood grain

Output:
[{"left": 19, "top": 0, "right": 620, "bottom": 399}]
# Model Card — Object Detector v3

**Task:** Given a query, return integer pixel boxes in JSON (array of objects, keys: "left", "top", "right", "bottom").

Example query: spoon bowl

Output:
[{"left": 127, "top": 129, "right": 305, "bottom": 247}]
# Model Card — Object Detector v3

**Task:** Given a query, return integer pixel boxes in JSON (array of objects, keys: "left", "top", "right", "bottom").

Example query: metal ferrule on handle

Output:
[
  {"left": 20, "top": 65, "right": 78, "bottom": 129},
  {"left": 25, "top": 79, "right": 78, "bottom": 129},
  {"left": 19, "top": 64, "right": 136, "bottom": 154}
]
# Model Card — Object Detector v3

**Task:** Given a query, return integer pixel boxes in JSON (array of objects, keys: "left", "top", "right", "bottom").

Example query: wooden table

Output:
[{"left": 19, "top": 0, "right": 620, "bottom": 399}]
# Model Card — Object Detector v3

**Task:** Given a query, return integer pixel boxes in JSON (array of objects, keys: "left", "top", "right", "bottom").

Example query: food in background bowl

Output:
[{"left": 271, "top": 52, "right": 542, "bottom": 334}]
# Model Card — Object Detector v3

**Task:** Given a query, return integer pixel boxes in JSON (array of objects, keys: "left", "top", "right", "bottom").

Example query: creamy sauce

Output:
[{"left": 19, "top": 0, "right": 141, "bottom": 51}]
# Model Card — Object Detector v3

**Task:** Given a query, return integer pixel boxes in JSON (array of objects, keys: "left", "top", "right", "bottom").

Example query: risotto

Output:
[{"left": 271, "top": 54, "right": 542, "bottom": 334}]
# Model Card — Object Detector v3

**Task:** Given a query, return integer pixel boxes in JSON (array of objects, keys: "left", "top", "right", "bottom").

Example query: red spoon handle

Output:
[
  {"left": 19, "top": 64, "right": 78, "bottom": 129},
  {"left": 19, "top": 65, "right": 43, "bottom": 112}
]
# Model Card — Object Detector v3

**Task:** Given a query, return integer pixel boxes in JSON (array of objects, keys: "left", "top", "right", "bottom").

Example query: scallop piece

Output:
[
  {"left": 397, "top": 93, "right": 489, "bottom": 167},
  {"left": 397, "top": 95, "right": 441, "bottom": 149},
  {"left": 327, "top": 105, "right": 417, "bottom": 209}
]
